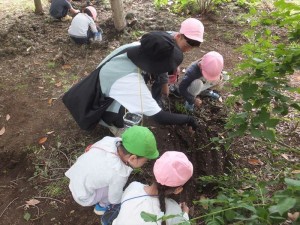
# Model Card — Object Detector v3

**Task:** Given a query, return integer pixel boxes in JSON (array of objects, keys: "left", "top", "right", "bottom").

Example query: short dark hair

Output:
[{"left": 182, "top": 34, "right": 201, "bottom": 47}]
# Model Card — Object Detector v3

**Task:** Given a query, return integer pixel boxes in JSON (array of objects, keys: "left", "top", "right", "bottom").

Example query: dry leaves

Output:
[
  {"left": 38, "top": 137, "right": 47, "bottom": 144},
  {"left": 291, "top": 170, "right": 300, "bottom": 174},
  {"left": 6, "top": 114, "right": 10, "bottom": 121},
  {"left": 281, "top": 153, "right": 298, "bottom": 162},
  {"left": 25, "top": 199, "right": 40, "bottom": 209},
  {"left": 62, "top": 64, "right": 71, "bottom": 70},
  {"left": 55, "top": 81, "right": 62, "bottom": 87},
  {"left": 0, "top": 127, "right": 5, "bottom": 135},
  {"left": 48, "top": 98, "right": 57, "bottom": 105},
  {"left": 248, "top": 158, "right": 264, "bottom": 166},
  {"left": 47, "top": 131, "right": 55, "bottom": 135}
]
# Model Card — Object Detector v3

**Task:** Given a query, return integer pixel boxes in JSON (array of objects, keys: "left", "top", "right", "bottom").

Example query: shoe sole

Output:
[{"left": 94, "top": 208, "right": 105, "bottom": 216}]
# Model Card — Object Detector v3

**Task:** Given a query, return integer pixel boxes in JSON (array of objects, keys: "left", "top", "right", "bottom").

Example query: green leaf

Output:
[
  {"left": 140, "top": 211, "right": 158, "bottom": 222},
  {"left": 159, "top": 214, "right": 179, "bottom": 221},
  {"left": 224, "top": 210, "right": 236, "bottom": 221},
  {"left": 232, "top": 117, "right": 247, "bottom": 125},
  {"left": 290, "top": 103, "right": 300, "bottom": 111},
  {"left": 23, "top": 212, "right": 31, "bottom": 221},
  {"left": 240, "top": 203, "right": 257, "bottom": 213},
  {"left": 261, "top": 129, "right": 276, "bottom": 142},
  {"left": 250, "top": 128, "right": 262, "bottom": 138},
  {"left": 268, "top": 198, "right": 296, "bottom": 215},
  {"left": 241, "top": 83, "right": 259, "bottom": 100},
  {"left": 243, "top": 102, "right": 252, "bottom": 111},
  {"left": 285, "top": 178, "right": 300, "bottom": 187},
  {"left": 256, "top": 207, "right": 268, "bottom": 220},
  {"left": 265, "top": 119, "right": 280, "bottom": 128}
]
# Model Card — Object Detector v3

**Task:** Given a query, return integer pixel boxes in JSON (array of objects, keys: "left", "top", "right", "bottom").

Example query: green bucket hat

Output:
[{"left": 122, "top": 126, "right": 159, "bottom": 159}]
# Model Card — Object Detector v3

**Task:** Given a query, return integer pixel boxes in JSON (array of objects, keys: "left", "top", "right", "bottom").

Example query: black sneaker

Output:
[{"left": 169, "top": 85, "right": 181, "bottom": 98}]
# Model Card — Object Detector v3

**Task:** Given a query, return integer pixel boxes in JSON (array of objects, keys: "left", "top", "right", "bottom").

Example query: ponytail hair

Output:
[{"left": 156, "top": 182, "right": 178, "bottom": 225}]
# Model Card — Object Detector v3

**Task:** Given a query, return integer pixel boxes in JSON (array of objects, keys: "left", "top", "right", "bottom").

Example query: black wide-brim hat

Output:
[{"left": 127, "top": 31, "right": 183, "bottom": 74}]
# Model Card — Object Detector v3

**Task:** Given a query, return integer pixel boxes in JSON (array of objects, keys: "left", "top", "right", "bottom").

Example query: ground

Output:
[{"left": 0, "top": 0, "right": 299, "bottom": 224}]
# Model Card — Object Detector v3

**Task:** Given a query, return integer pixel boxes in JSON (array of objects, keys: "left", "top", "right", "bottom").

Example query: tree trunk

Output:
[
  {"left": 109, "top": 0, "right": 126, "bottom": 31},
  {"left": 34, "top": 0, "right": 44, "bottom": 15}
]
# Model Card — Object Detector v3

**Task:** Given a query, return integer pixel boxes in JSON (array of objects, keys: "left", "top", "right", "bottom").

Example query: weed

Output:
[
  {"left": 43, "top": 177, "right": 69, "bottom": 198},
  {"left": 175, "top": 101, "right": 188, "bottom": 114}
]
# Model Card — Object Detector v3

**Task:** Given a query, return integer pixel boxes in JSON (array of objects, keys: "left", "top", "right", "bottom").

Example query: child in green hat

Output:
[{"left": 65, "top": 126, "right": 159, "bottom": 215}]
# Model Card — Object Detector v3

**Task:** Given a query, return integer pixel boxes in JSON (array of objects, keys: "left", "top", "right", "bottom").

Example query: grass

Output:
[{"left": 43, "top": 177, "right": 69, "bottom": 198}]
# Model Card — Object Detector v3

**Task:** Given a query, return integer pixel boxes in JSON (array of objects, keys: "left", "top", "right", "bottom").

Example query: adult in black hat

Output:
[{"left": 64, "top": 31, "right": 198, "bottom": 136}]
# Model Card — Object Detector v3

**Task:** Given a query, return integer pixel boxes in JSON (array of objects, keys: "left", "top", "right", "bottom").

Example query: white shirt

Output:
[
  {"left": 112, "top": 182, "right": 190, "bottom": 225},
  {"left": 65, "top": 137, "right": 133, "bottom": 206},
  {"left": 98, "top": 43, "right": 162, "bottom": 116},
  {"left": 68, "top": 13, "right": 98, "bottom": 37}
]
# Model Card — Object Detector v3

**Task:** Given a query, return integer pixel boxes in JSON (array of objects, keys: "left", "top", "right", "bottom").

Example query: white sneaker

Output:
[
  {"left": 108, "top": 126, "right": 126, "bottom": 137},
  {"left": 99, "top": 120, "right": 126, "bottom": 137}
]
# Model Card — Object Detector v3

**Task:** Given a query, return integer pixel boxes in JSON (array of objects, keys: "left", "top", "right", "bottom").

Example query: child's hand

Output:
[
  {"left": 180, "top": 202, "right": 189, "bottom": 214},
  {"left": 194, "top": 98, "right": 202, "bottom": 107}
]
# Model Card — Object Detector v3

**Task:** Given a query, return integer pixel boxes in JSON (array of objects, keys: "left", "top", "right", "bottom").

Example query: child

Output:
[
  {"left": 49, "top": 0, "right": 80, "bottom": 21},
  {"left": 68, "top": 6, "right": 102, "bottom": 44},
  {"left": 65, "top": 125, "right": 159, "bottom": 215},
  {"left": 170, "top": 51, "right": 224, "bottom": 112},
  {"left": 109, "top": 151, "right": 193, "bottom": 225},
  {"left": 144, "top": 18, "right": 204, "bottom": 107}
]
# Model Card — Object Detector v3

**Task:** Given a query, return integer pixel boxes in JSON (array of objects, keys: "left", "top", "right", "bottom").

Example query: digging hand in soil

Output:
[{"left": 180, "top": 202, "right": 189, "bottom": 214}]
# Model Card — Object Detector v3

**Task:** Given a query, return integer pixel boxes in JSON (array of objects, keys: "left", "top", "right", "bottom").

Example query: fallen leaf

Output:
[
  {"left": 48, "top": 98, "right": 58, "bottom": 105},
  {"left": 281, "top": 153, "right": 290, "bottom": 161},
  {"left": 288, "top": 212, "right": 299, "bottom": 221},
  {"left": 38, "top": 86, "right": 44, "bottom": 89},
  {"left": 6, "top": 114, "right": 10, "bottom": 121},
  {"left": 23, "top": 212, "right": 31, "bottom": 221},
  {"left": 291, "top": 170, "right": 300, "bottom": 174},
  {"left": 48, "top": 98, "right": 53, "bottom": 105},
  {"left": 248, "top": 158, "right": 264, "bottom": 166},
  {"left": 55, "top": 81, "right": 62, "bottom": 87},
  {"left": 38, "top": 137, "right": 47, "bottom": 144},
  {"left": 62, "top": 64, "right": 71, "bottom": 70},
  {"left": 25, "top": 199, "right": 40, "bottom": 207},
  {"left": 0, "top": 127, "right": 5, "bottom": 135},
  {"left": 47, "top": 131, "right": 55, "bottom": 135}
]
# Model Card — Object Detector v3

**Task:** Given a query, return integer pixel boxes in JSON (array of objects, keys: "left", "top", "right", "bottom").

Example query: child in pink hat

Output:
[
  {"left": 170, "top": 51, "right": 226, "bottom": 112},
  {"left": 145, "top": 18, "right": 205, "bottom": 107},
  {"left": 68, "top": 6, "right": 103, "bottom": 44},
  {"left": 108, "top": 151, "right": 193, "bottom": 225}
]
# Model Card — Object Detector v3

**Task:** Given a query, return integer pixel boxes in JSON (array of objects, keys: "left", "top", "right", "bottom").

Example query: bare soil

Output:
[{"left": 1, "top": 0, "right": 298, "bottom": 224}]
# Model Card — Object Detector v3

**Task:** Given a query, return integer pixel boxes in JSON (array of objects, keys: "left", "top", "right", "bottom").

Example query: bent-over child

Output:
[
  {"left": 107, "top": 151, "right": 193, "bottom": 225},
  {"left": 68, "top": 6, "right": 103, "bottom": 44},
  {"left": 170, "top": 51, "right": 224, "bottom": 112},
  {"left": 65, "top": 126, "right": 159, "bottom": 215},
  {"left": 50, "top": 0, "right": 80, "bottom": 21}
]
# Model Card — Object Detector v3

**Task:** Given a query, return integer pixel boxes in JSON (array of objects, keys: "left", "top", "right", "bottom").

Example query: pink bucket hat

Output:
[
  {"left": 86, "top": 6, "right": 97, "bottom": 20},
  {"left": 199, "top": 51, "right": 224, "bottom": 81},
  {"left": 154, "top": 151, "right": 193, "bottom": 187},
  {"left": 179, "top": 18, "right": 204, "bottom": 42}
]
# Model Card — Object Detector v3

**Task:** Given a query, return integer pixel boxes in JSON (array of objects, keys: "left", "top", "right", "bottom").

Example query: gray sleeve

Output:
[{"left": 179, "top": 62, "right": 201, "bottom": 105}]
